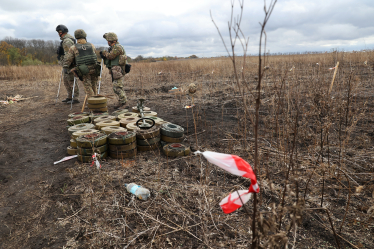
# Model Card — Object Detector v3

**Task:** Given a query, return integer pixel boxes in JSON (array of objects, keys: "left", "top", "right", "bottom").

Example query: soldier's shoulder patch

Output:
[{"left": 114, "top": 44, "right": 124, "bottom": 54}]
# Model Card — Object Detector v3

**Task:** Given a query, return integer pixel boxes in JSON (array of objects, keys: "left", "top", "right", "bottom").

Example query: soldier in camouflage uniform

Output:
[
  {"left": 56, "top": 24, "right": 80, "bottom": 103},
  {"left": 100, "top": 32, "right": 127, "bottom": 107},
  {"left": 63, "top": 29, "right": 99, "bottom": 99}
]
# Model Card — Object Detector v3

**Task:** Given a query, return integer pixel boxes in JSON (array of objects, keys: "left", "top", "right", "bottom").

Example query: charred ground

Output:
[{"left": 0, "top": 56, "right": 374, "bottom": 248}]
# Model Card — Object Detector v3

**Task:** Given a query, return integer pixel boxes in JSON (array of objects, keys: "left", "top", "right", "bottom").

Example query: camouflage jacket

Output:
[
  {"left": 63, "top": 39, "right": 97, "bottom": 71},
  {"left": 103, "top": 42, "right": 125, "bottom": 75},
  {"left": 102, "top": 42, "right": 125, "bottom": 60},
  {"left": 58, "top": 33, "right": 75, "bottom": 64}
]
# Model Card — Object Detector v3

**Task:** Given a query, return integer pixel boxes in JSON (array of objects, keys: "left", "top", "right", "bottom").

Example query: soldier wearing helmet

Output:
[
  {"left": 63, "top": 29, "right": 100, "bottom": 100},
  {"left": 56, "top": 24, "right": 79, "bottom": 103},
  {"left": 100, "top": 32, "right": 128, "bottom": 108}
]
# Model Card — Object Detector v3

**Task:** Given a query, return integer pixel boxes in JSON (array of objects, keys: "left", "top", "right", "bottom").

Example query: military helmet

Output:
[
  {"left": 74, "top": 29, "right": 87, "bottom": 39},
  {"left": 103, "top": 32, "right": 118, "bottom": 41},
  {"left": 56, "top": 24, "right": 68, "bottom": 33}
]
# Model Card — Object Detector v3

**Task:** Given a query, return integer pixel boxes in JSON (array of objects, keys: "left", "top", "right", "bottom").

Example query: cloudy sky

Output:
[{"left": 0, "top": 0, "right": 373, "bottom": 58}]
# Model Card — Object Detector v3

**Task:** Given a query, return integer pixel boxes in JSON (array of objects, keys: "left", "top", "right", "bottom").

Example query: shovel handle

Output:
[{"left": 81, "top": 95, "right": 88, "bottom": 112}]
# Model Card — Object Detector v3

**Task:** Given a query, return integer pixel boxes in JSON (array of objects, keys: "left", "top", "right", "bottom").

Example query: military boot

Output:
[
  {"left": 67, "top": 99, "right": 80, "bottom": 104},
  {"left": 62, "top": 98, "right": 72, "bottom": 103}
]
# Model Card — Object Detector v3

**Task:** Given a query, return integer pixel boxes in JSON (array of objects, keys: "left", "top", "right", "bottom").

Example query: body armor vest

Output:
[
  {"left": 57, "top": 37, "right": 76, "bottom": 59},
  {"left": 104, "top": 44, "right": 125, "bottom": 69},
  {"left": 75, "top": 43, "right": 97, "bottom": 66}
]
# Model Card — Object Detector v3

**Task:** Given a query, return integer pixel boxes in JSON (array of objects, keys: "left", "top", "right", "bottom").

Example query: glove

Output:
[
  {"left": 70, "top": 68, "right": 78, "bottom": 78},
  {"left": 63, "top": 68, "right": 68, "bottom": 74},
  {"left": 100, "top": 51, "right": 106, "bottom": 59}
]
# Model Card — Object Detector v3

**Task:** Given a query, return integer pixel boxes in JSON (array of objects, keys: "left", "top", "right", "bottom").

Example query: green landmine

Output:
[
  {"left": 77, "top": 144, "right": 108, "bottom": 156},
  {"left": 108, "top": 131, "right": 137, "bottom": 145},
  {"left": 160, "top": 123, "right": 184, "bottom": 138},
  {"left": 108, "top": 142, "right": 137, "bottom": 152},
  {"left": 163, "top": 143, "right": 190, "bottom": 157},
  {"left": 76, "top": 132, "right": 107, "bottom": 148}
]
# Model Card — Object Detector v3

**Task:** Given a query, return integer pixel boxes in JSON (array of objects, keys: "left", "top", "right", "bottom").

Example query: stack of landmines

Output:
[
  {"left": 66, "top": 105, "right": 191, "bottom": 162},
  {"left": 108, "top": 131, "right": 137, "bottom": 159},
  {"left": 76, "top": 132, "right": 108, "bottom": 162},
  {"left": 160, "top": 123, "right": 191, "bottom": 157},
  {"left": 128, "top": 106, "right": 162, "bottom": 151},
  {"left": 87, "top": 96, "right": 108, "bottom": 112}
]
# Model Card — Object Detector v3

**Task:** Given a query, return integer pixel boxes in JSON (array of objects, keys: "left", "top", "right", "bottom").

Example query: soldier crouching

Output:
[{"left": 63, "top": 29, "right": 100, "bottom": 100}]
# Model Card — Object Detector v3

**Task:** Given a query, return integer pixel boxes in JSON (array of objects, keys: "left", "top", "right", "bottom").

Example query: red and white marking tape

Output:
[{"left": 195, "top": 151, "right": 259, "bottom": 213}]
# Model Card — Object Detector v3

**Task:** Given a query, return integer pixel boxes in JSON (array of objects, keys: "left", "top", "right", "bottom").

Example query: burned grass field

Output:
[{"left": 0, "top": 53, "right": 374, "bottom": 248}]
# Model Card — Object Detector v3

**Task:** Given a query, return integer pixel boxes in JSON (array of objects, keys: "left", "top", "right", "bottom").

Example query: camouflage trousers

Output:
[
  {"left": 112, "top": 76, "right": 127, "bottom": 104},
  {"left": 81, "top": 73, "right": 98, "bottom": 97},
  {"left": 63, "top": 71, "right": 79, "bottom": 100}
]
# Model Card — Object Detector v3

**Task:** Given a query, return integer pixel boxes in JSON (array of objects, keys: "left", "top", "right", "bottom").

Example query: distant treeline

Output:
[
  {"left": 0, "top": 37, "right": 121, "bottom": 66},
  {"left": 0, "top": 37, "right": 61, "bottom": 66},
  {"left": 0, "top": 37, "right": 201, "bottom": 66}
]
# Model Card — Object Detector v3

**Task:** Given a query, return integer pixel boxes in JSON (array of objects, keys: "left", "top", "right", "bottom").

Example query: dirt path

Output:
[
  {"left": 0, "top": 80, "right": 239, "bottom": 248},
  {"left": 0, "top": 86, "right": 80, "bottom": 248}
]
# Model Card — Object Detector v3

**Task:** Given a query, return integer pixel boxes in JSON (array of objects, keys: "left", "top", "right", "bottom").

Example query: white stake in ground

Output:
[{"left": 70, "top": 77, "right": 76, "bottom": 110}]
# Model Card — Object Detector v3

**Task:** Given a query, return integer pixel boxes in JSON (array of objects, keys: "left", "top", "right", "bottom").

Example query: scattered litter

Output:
[
  {"left": 168, "top": 87, "right": 183, "bottom": 94},
  {"left": 125, "top": 183, "right": 150, "bottom": 200},
  {"left": 184, "top": 105, "right": 195, "bottom": 109},
  {"left": 54, "top": 155, "right": 78, "bottom": 164},
  {"left": 329, "top": 66, "right": 336, "bottom": 70},
  {"left": 364, "top": 61, "right": 367, "bottom": 65},
  {"left": 1, "top": 95, "right": 38, "bottom": 105},
  {"left": 289, "top": 66, "right": 295, "bottom": 71}
]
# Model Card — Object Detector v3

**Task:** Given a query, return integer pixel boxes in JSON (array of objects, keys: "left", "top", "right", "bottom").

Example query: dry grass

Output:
[
  {"left": 1, "top": 51, "right": 372, "bottom": 85},
  {"left": 1, "top": 51, "right": 374, "bottom": 248}
]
